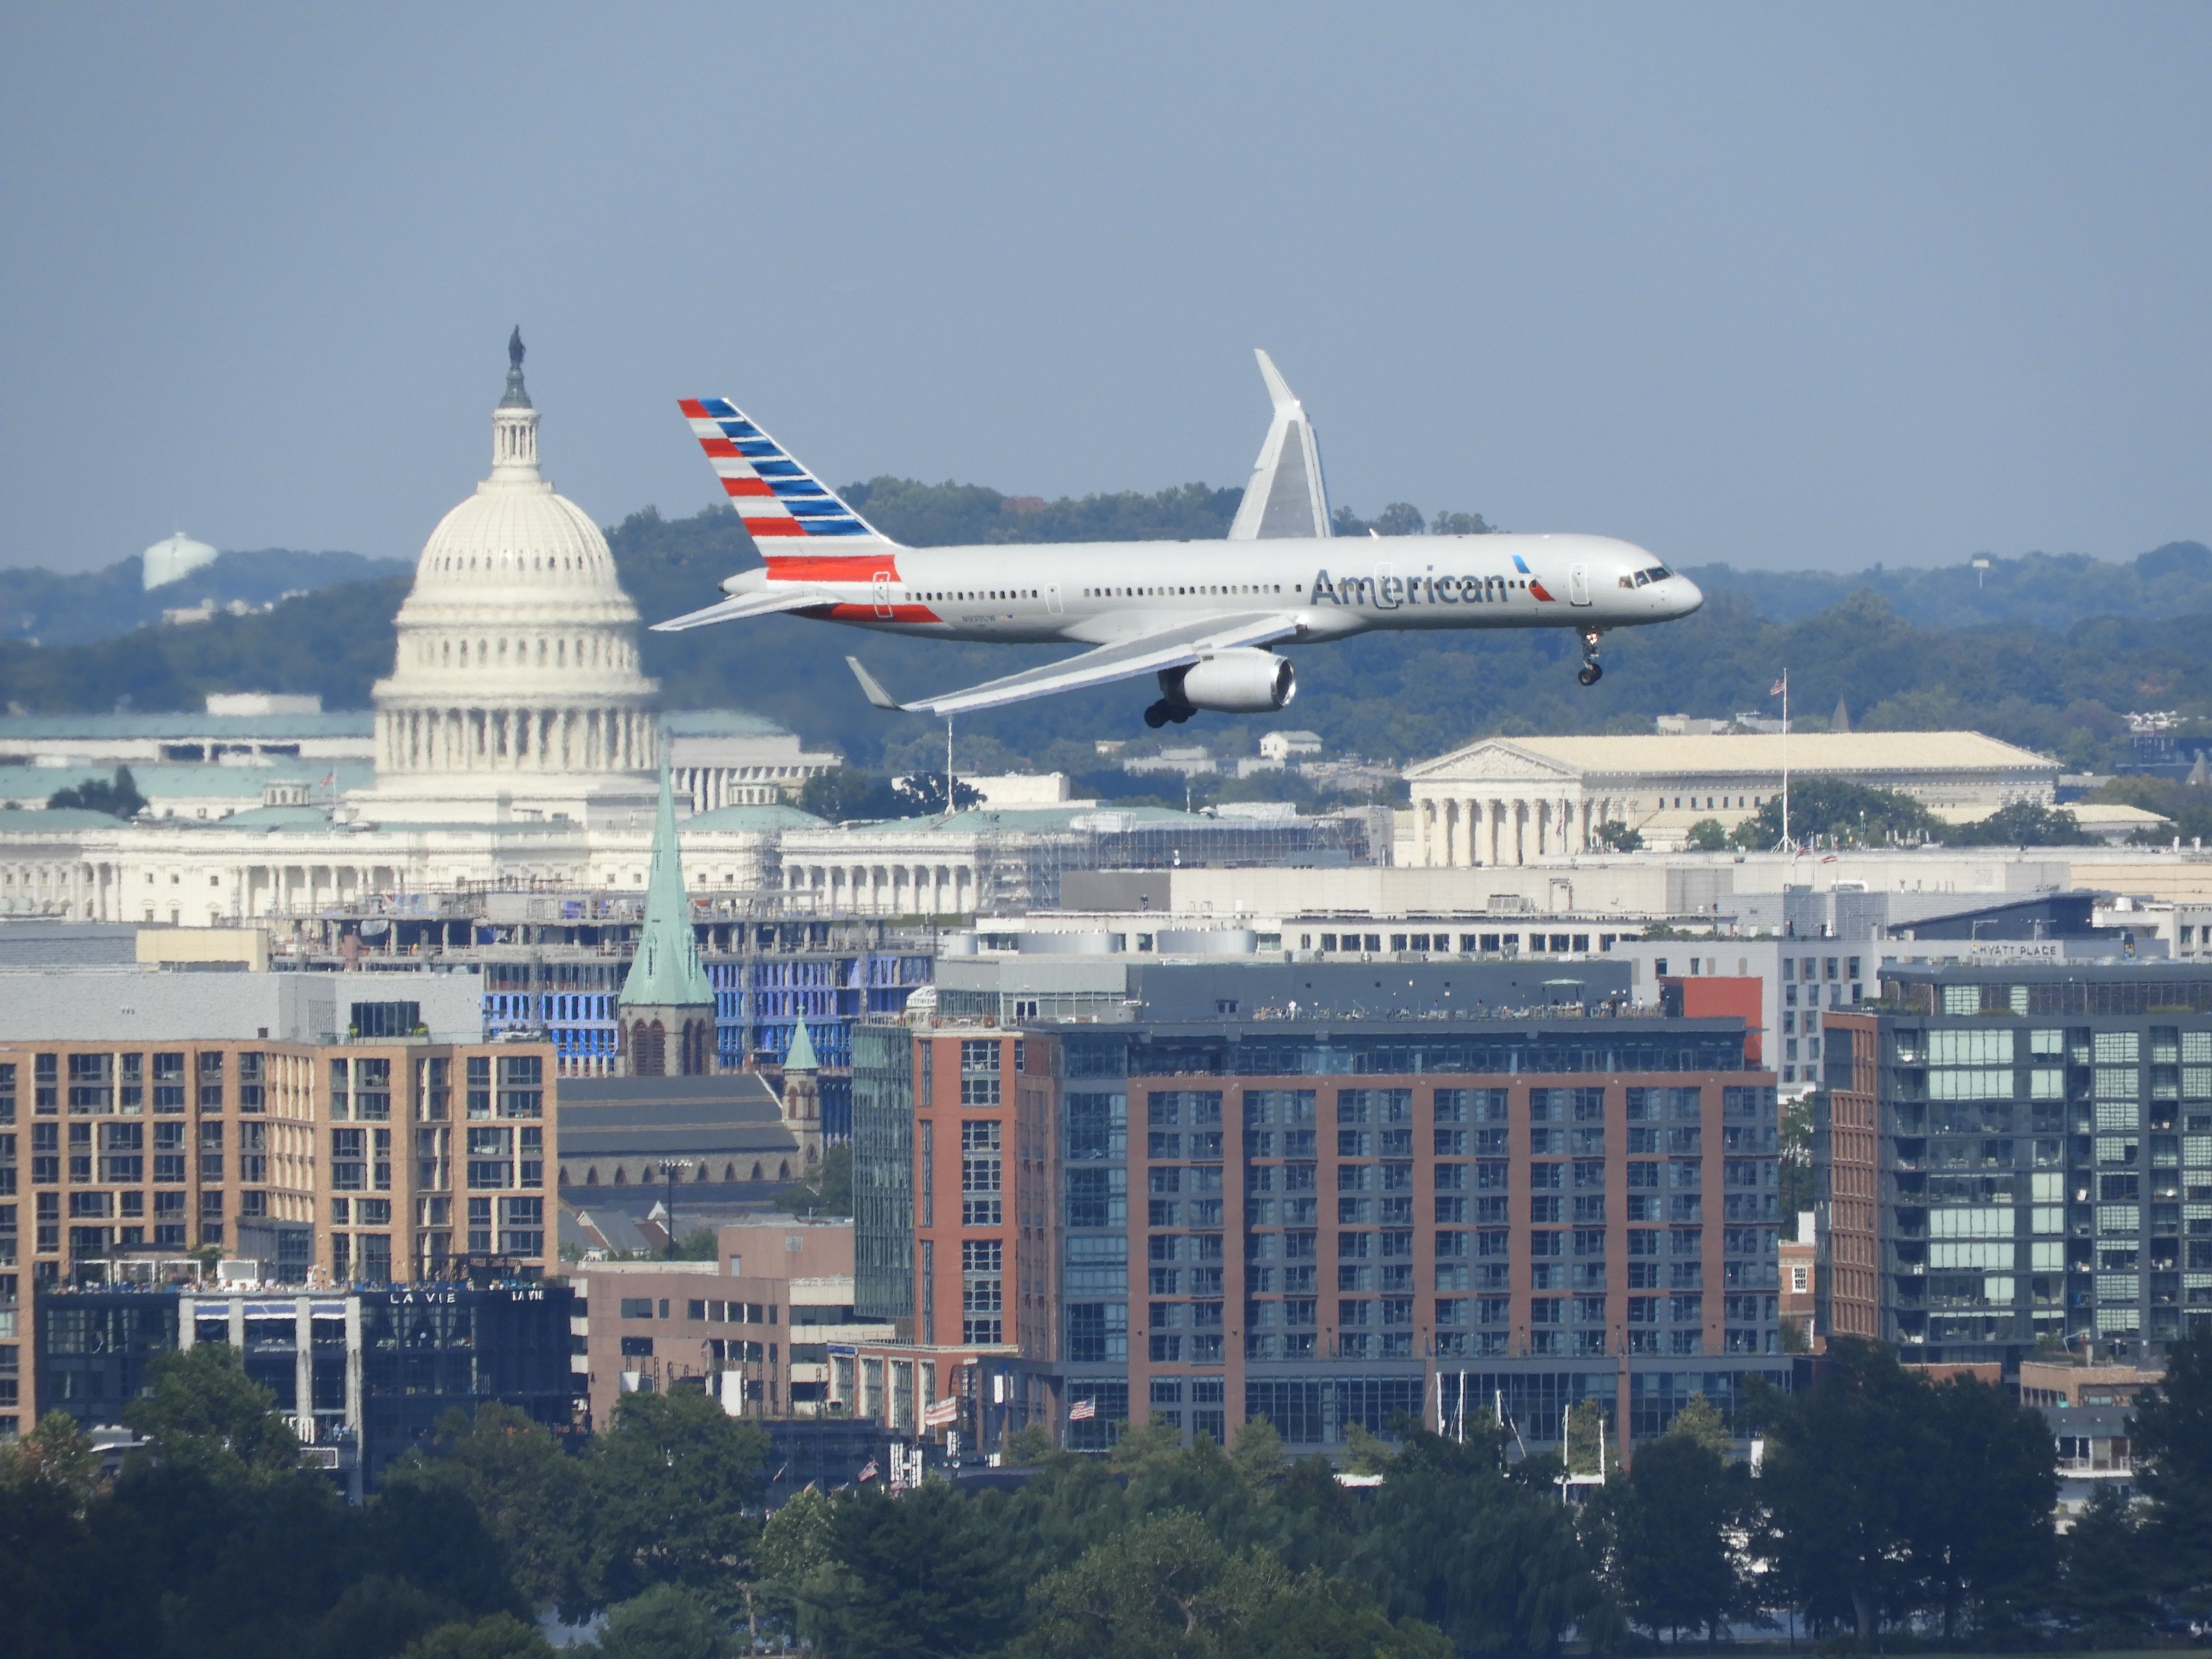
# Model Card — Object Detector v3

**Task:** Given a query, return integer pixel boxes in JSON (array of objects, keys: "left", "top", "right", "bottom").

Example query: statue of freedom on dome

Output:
[{"left": 508, "top": 326, "right": 524, "bottom": 371}]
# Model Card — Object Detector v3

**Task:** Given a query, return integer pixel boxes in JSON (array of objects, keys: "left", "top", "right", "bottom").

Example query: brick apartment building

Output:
[
  {"left": 1819, "top": 960, "right": 2212, "bottom": 1369},
  {"left": 0, "top": 1001, "right": 556, "bottom": 1437},
  {"left": 853, "top": 1005, "right": 1787, "bottom": 1457}
]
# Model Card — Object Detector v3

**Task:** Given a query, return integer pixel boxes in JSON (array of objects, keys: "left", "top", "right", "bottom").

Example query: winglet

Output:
[{"left": 844, "top": 656, "right": 907, "bottom": 711}]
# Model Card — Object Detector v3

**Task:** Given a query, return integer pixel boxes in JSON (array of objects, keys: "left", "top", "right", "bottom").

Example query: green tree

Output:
[
  {"left": 47, "top": 765, "right": 145, "bottom": 818},
  {"left": 1684, "top": 817, "right": 1729, "bottom": 851},
  {"left": 1945, "top": 800, "right": 2093, "bottom": 847},
  {"left": 0, "top": 1420, "right": 108, "bottom": 1655},
  {"left": 1751, "top": 1337, "right": 1941, "bottom": 1642},
  {"left": 400, "top": 1611, "right": 558, "bottom": 1659},
  {"left": 385, "top": 1404, "right": 594, "bottom": 1617},
  {"left": 892, "top": 771, "right": 985, "bottom": 816},
  {"left": 2057, "top": 1486, "right": 2158, "bottom": 1642},
  {"left": 1021, "top": 1508, "right": 1283, "bottom": 1659},
  {"left": 773, "top": 1141, "right": 854, "bottom": 1217},
  {"left": 1564, "top": 1400, "right": 1613, "bottom": 1478},
  {"left": 1727, "top": 815, "right": 1770, "bottom": 850},
  {"left": 123, "top": 1342, "right": 302, "bottom": 1475},
  {"left": 757, "top": 1484, "right": 841, "bottom": 1642},
  {"left": 799, "top": 766, "right": 900, "bottom": 821},
  {"left": 1595, "top": 821, "right": 1643, "bottom": 852},
  {"left": 1351, "top": 1429, "right": 1616, "bottom": 1654},
  {"left": 1778, "top": 1096, "right": 1817, "bottom": 1220},
  {"left": 0, "top": 1409, "right": 104, "bottom": 1511},
  {"left": 1743, "top": 777, "right": 1938, "bottom": 848},
  {"left": 2127, "top": 1327, "right": 2212, "bottom": 1618},
  {"left": 590, "top": 1584, "right": 732, "bottom": 1659},
  {"left": 1907, "top": 1376, "right": 2057, "bottom": 1638},
  {"left": 810, "top": 1481, "right": 1023, "bottom": 1659},
  {"left": 1602, "top": 1426, "right": 1746, "bottom": 1642},
  {"left": 669, "top": 1225, "right": 720, "bottom": 1260},
  {"left": 1665, "top": 1393, "right": 1732, "bottom": 1457},
  {"left": 1228, "top": 1569, "right": 1454, "bottom": 1659},
  {"left": 588, "top": 1390, "right": 771, "bottom": 1604}
]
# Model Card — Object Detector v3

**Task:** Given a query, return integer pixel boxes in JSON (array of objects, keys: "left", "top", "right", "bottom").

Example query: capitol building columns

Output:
[{"left": 377, "top": 703, "right": 656, "bottom": 780}]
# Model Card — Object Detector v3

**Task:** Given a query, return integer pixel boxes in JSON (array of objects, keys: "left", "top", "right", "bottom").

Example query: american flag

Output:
[
  {"left": 1067, "top": 1398, "right": 1097, "bottom": 1421},
  {"left": 857, "top": 1458, "right": 879, "bottom": 1482},
  {"left": 1769, "top": 678, "right": 1786, "bottom": 697},
  {"left": 319, "top": 771, "right": 336, "bottom": 787}
]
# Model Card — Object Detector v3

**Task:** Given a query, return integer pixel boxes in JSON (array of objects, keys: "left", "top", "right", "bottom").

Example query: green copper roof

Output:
[
  {"left": 783, "top": 1019, "right": 819, "bottom": 1072},
  {"left": 619, "top": 767, "right": 713, "bottom": 1010}
]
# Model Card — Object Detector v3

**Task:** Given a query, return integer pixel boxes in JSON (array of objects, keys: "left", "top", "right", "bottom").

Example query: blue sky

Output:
[{"left": 2, "top": 3, "right": 2206, "bottom": 575}]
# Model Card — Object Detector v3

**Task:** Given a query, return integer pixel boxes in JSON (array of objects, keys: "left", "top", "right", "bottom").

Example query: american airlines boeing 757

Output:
[{"left": 653, "top": 353, "right": 1702, "bottom": 728}]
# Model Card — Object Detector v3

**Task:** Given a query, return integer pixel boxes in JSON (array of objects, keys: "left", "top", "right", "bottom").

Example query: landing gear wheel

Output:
[
  {"left": 1170, "top": 706, "right": 1194, "bottom": 724},
  {"left": 1144, "top": 701, "right": 1172, "bottom": 729},
  {"left": 1576, "top": 628, "right": 1605, "bottom": 687}
]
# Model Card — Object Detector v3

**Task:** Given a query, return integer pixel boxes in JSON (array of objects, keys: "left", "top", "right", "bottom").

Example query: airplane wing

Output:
[
  {"left": 845, "top": 612, "right": 1301, "bottom": 717},
  {"left": 1226, "top": 349, "right": 1333, "bottom": 541},
  {"left": 650, "top": 589, "right": 827, "bottom": 633}
]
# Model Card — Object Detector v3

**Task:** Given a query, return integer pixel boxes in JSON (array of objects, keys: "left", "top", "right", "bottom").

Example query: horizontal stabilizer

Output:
[
  {"left": 650, "top": 589, "right": 825, "bottom": 633},
  {"left": 847, "top": 613, "right": 1301, "bottom": 717},
  {"left": 1226, "top": 349, "right": 1332, "bottom": 541}
]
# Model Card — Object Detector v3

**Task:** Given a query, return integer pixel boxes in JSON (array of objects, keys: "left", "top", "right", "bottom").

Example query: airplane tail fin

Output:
[
  {"left": 678, "top": 399, "right": 898, "bottom": 549},
  {"left": 1226, "top": 349, "right": 1332, "bottom": 541}
]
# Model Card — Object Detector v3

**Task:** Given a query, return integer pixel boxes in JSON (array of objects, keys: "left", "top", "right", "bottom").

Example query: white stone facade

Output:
[{"left": 1404, "top": 732, "right": 2061, "bottom": 865}]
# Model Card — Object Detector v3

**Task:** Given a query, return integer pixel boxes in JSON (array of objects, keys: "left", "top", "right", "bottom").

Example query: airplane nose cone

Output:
[{"left": 1674, "top": 576, "right": 1704, "bottom": 616}]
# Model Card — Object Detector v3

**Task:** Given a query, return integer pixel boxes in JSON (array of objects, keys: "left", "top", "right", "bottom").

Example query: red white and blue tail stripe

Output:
[{"left": 679, "top": 398, "right": 891, "bottom": 545}]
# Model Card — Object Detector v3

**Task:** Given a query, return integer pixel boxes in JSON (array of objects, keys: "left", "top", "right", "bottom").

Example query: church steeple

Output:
[
  {"left": 784, "top": 1018, "right": 819, "bottom": 1072},
  {"left": 617, "top": 763, "right": 714, "bottom": 1075}
]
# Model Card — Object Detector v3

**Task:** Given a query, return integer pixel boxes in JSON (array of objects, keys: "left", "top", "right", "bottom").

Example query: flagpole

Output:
[{"left": 1781, "top": 669, "right": 1790, "bottom": 852}]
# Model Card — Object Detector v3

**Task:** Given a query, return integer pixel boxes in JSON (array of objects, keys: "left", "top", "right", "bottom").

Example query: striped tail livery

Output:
[{"left": 678, "top": 398, "right": 890, "bottom": 546}]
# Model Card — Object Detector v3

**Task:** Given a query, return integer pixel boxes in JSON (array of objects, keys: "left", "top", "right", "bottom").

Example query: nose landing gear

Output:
[{"left": 1577, "top": 629, "right": 1604, "bottom": 687}]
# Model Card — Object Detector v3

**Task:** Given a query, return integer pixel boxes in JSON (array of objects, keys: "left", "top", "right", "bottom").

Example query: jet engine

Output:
[{"left": 1173, "top": 649, "right": 1297, "bottom": 713}]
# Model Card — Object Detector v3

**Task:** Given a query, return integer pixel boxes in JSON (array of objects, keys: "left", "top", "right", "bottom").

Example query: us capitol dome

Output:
[{"left": 358, "top": 332, "right": 661, "bottom": 826}]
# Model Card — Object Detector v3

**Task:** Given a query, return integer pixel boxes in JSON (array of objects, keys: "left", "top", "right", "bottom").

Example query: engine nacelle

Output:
[{"left": 1172, "top": 649, "right": 1297, "bottom": 714}]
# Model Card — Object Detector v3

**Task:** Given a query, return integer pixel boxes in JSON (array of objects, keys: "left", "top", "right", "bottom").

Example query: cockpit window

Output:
[{"left": 1632, "top": 570, "right": 1650, "bottom": 587}]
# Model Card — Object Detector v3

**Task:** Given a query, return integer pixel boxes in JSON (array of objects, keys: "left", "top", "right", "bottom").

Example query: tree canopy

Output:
[{"left": 45, "top": 765, "right": 145, "bottom": 819}]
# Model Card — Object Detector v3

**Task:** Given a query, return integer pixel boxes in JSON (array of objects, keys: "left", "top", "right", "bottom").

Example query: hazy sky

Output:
[{"left": 3, "top": 4, "right": 2206, "bottom": 576}]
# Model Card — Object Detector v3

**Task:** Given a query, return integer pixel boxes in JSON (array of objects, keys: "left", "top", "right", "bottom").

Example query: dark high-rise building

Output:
[{"left": 1821, "top": 960, "right": 2212, "bottom": 1368}]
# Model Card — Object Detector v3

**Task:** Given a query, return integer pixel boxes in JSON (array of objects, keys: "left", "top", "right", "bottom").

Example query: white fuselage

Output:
[{"left": 724, "top": 530, "right": 1702, "bottom": 647}]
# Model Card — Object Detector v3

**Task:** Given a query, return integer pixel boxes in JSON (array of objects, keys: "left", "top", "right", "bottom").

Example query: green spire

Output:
[
  {"left": 784, "top": 1019, "right": 819, "bottom": 1072},
  {"left": 620, "top": 765, "right": 713, "bottom": 1010}
]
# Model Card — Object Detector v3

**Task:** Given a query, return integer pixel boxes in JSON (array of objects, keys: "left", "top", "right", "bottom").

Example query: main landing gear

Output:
[
  {"left": 1144, "top": 665, "right": 1197, "bottom": 728},
  {"left": 1577, "top": 629, "right": 1604, "bottom": 687}
]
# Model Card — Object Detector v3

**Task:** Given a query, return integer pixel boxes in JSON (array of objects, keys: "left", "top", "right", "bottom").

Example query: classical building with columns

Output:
[{"left": 1403, "top": 731, "right": 2061, "bottom": 864}]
